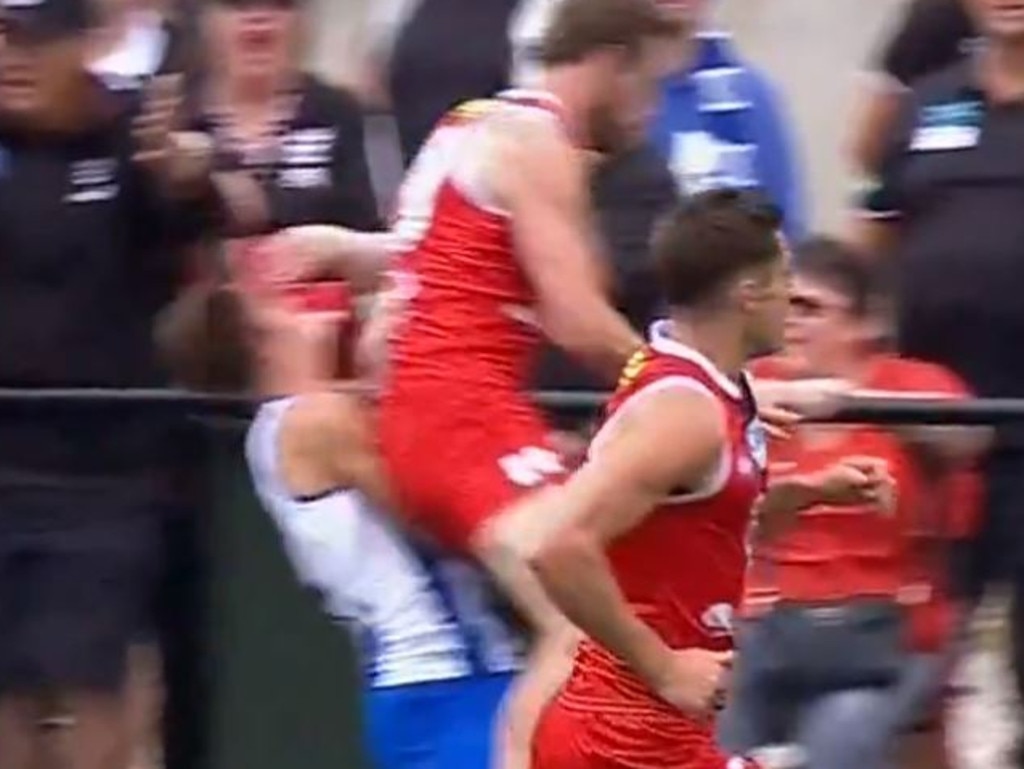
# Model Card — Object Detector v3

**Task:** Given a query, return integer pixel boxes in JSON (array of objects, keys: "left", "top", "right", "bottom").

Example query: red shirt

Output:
[
  {"left": 744, "top": 354, "right": 979, "bottom": 650},
  {"left": 560, "top": 322, "right": 766, "bottom": 725},
  {"left": 381, "top": 90, "right": 567, "bottom": 403}
]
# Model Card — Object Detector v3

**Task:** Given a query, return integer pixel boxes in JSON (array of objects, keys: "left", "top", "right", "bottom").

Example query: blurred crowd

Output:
[{"left": 1, "top": 0, "right": 1023, "bottom": 769}]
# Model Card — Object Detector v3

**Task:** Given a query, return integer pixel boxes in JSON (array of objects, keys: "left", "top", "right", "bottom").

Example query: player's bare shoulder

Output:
[{"left": 481, "top": 103, "right": 582, "bottom": 205}]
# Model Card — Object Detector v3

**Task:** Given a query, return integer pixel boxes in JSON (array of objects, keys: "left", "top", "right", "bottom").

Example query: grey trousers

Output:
[{"left": 718, "top": 617, "right": 945, "bottom": 769}]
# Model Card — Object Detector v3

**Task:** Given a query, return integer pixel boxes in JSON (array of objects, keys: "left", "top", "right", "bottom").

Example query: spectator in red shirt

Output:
[{"left": 719, "top": 237, "right": 985, "bottom": 769}]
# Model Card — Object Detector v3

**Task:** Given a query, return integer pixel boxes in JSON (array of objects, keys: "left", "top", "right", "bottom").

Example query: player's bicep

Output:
[
  {"left": 559, "top": 387, "right": 726, "bottom": 545},
  {"left": 492, "top": 120, "right": 604, "bottom": 317}
]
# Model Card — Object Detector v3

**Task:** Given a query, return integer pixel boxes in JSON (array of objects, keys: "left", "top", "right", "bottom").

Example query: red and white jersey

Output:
[
  {"left": 381, "top": 90, "right": 569, "bottom": 399},
  {"left": 561, "top": 321, "right": 768, "bottom": 719}
]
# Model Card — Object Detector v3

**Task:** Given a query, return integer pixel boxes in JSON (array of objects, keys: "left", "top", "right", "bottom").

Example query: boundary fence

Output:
[{"left": 3, "top": 387, "right": 1020, "bottom": 769}]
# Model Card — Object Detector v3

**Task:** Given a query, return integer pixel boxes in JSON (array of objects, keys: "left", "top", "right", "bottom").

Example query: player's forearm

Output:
[
  {"left": 754, "top": 475, "right": 826, "bottom": 543},
  {"left": 309, "top": 226, "right": 398, "bottom": 293},
  {"left": 532, "top": 529, "right": 672, "bottom": 687},
  {"left": 545, "top": 300, "right": 642, "bottom": 384}
]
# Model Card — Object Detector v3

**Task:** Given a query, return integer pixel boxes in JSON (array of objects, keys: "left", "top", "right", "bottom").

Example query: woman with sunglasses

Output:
[{"left": 719, "top": 237, "right": 986, "bottom": 769}]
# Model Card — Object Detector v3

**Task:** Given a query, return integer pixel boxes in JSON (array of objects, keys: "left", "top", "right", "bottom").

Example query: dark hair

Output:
[
  {"left": 792, "top": 236, "right": 889, "bottom": 318},
  {"left": 155, "top": 282, "right": 255, "bottom": 393},
  {"left": 653, "top": 188, "right": 783, "bottom": 309},
  {"left": 539, "top": 0, "right": 679, "bottom": 67}
]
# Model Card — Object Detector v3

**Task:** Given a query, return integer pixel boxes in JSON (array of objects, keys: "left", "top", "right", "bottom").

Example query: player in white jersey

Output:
[{"left": 155, "top": 279, "right": 523, "bottom": 769}]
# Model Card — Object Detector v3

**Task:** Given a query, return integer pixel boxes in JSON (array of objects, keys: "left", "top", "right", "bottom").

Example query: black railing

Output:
[{"left": 0, "top": 387, "right": 1019, "bottom": 424}]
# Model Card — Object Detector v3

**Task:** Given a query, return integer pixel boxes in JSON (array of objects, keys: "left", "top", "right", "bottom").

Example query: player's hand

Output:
[
  {"left": 811, "top": 456, "right": 896, "bottom": 514},
  {"left": 753, "top": 378, "right": 852, "bottom": 428},
  {"left": 653, "top": 648, "right": 733, "bottom": 718},
  {"left": 756, "top": 403, "right": 801, "bottom": 440}
]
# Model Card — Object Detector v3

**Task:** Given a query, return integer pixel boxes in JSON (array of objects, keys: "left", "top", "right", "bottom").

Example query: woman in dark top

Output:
[
  {"left": 848, "top": 0, "right": 974, "bottom": 174},
  {"left": 193, "top": 0, "right": 380, "bottom": 236}
]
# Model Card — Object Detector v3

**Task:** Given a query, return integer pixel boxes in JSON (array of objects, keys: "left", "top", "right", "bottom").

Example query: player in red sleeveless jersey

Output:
[{"left": 523, "top": 191, "right": 897, "bottom": 769}]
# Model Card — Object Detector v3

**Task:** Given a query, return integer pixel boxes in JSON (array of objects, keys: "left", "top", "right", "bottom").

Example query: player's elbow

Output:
[{"left": 530, "top": 526, "right": 595, "bottom": 594}]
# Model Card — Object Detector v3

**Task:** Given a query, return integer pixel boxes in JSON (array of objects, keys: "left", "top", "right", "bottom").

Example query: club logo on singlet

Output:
[
  {"left": 451, "top": 99, "right": 497, "bottom": 120},
  {"left": 617, "top": 347, "right": 651, "bottom": 390},
  {"left": 745, "top": 419, "right": 768, "bottom": 472},
  {"left": 700, "top": 602, "right": 735, "bottom": 638}
]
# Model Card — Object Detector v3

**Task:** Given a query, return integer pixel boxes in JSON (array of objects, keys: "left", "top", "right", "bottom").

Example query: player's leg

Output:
[
  {"left": 444, "top": 437, "right": 578, "bottom": 769},
  {"left": 494, "top": 626, "right": 578, "bottom": 769},
  {"left": 377, "top": 408, "right": 575, "bottom": 768}
]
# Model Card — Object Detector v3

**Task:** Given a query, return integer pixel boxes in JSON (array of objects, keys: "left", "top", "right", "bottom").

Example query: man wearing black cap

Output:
[{"left": 0, "top": 1, "right": 213, "bottom": 768}]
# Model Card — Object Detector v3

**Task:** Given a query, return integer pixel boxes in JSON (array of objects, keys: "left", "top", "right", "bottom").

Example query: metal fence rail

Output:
[{"left": 0, "top": 387, "right": 1021, "bottom": 425}]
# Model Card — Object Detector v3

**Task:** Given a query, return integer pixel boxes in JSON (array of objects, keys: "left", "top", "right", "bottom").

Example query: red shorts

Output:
[
  {"left": 532, "top": 698, "right": 762, "bottom": 769},
  {"left": 377, "top": 391, "right": 566, "bottom": 554}
]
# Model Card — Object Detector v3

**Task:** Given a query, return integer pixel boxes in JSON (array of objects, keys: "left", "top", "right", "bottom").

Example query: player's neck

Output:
[
  {"left": 538, "top": 67, "right": 591, "bottom": 144},
  {"left": 665, "top": 313, "right": 746, "bottom": 381}
]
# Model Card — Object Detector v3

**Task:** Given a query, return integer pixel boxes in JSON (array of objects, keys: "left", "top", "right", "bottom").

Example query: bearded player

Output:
[{"left": 522, "top": 190, "right": 896, "bottom": 769}]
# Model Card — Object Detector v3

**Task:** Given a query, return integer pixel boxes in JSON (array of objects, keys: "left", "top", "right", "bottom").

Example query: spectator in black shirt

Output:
[
  {"left": 848, "top": 0, "right": 975, "bottom": 174},
  {"left": 363, "top": 0, "right": 522, "bottom": 165},
  {"left": 192, "top": 0, "right": 380, "bottom": 240},
  {"left": 0, "top": 1, "right": 211, "bottom": 767},
  {"left": 855, "top": 0, "right": 1024, "bottom": 732}
]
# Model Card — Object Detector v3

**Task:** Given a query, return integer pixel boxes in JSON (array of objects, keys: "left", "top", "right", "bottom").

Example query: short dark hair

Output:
[
  {"left": 653, "top": 188, "right": 783, "bottom": 309},
  {"left": 155, "top": 282, "right": 255, "bottom": 393},
  {"left": 539, "top": 0, "right": 679, "bottom": 67},
  {"left": 792, "top": 236, "right": 888, "bottom": 318}
]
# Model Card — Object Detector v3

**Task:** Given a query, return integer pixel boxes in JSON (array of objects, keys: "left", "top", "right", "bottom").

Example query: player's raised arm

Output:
[
  {"left": 259, "top": 225, "right": 399, "bottom": 295},
  {"left": 525, "top": 385, "right": 726, "bottom": 703},
  {"left": 492, "top": 115, "right": 643, "bottom": 381}
]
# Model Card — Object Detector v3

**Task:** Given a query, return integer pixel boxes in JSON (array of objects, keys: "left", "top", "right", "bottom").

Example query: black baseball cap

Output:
[{"left": 1, "top": 0, "right": 94, "bottom": 43}]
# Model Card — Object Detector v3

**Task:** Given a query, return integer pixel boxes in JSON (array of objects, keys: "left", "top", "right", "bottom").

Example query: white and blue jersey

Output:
[{"left": 245, "top": 398, "right": 523, "bottom": 769}]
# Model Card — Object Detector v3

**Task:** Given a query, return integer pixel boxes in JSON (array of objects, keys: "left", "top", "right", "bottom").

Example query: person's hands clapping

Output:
[{"left": 810, "top": 455, "right": 896, "bottom": 514}]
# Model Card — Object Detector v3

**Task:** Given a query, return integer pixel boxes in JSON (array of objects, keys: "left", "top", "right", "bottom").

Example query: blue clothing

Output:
[
  {"left": 650, "top": 32, "right": 806, "bottom": 241},
  {"left": 366, "top": 672, "right": 514, "bottom": 769}
]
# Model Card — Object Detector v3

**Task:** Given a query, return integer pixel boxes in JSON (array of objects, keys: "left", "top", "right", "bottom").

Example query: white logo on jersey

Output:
[
  {"left": 498, "top": 447, "right": 564, "bottom": 488},
  {"left": 701, "top": 602, "right": 735, "bottom": 638}
]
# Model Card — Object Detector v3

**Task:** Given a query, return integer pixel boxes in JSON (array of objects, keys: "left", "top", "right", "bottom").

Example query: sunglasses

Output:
[{"left": 788, "top": 295, "right": 827, "bottom": 315}]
